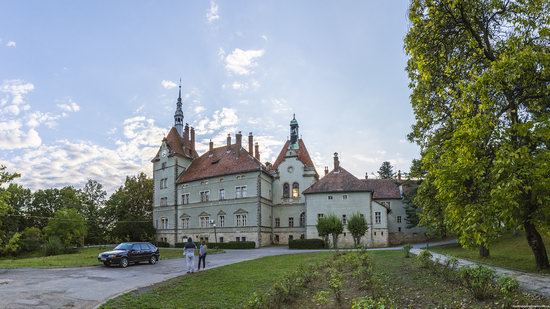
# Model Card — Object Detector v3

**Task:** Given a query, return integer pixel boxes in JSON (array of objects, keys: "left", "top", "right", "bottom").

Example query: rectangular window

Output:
[
  {"left": 360, "top": 213, "right": 364, "bottom": 218},
  {"left": 161, "top": 217, "right": 168, "bottom": 229},
  {"left": 200, "top": 216, "right": 210, "bottom": 228},
  {"left": 235, "top": 186, "right": 247, "bottom": 198},
  {"left": 317, "top": 213, "right": 324, "bottom": 219},
  {"left": 275, "top": 218, "right": 280, "bottom": 228},
  {"left": 219, "top": 237, "right": 224, "bottom": 243},
  {"left": 182, "top": 193, "right": 190, "bottom": 205},
  {"left": 242, "top": 237, "right": 246, "bottom": 242},
  {"left": 398, "top": 227, "right": 402, "bottom": 232},
  {"left": 375, "top": 212, "right": 381, "bottom": 224},
  {"left": 219, "top": 215, "right": 225, "bottom": 227},
  {"left": 242, "top": 214, "right": 247, "bottom": 226},
  {"left": 397, "top": 216, "right": 402, "bottom": 223},
  {"left": 182, "top": 218, "right": 190, "bottom": 229},
  {"left": 342, "top": 194, "right": 348, "bottom": 200},
  {"left": 236, "top": 214, "right": 247, "bottom": 227},
  {"left": 161, "top": 162, "right": 166, "bottom": 169},
  {"left": 288, "top": 235, "right": 293, "bottom": 241},
  {"left": 327, "top": 195, "right": 333, "bottom": 200},
  {"left": 219, "top": 188, "right": 225, "bottom": 200},
  {"left": 160, "top": 197, "right": 168, "bottom": 206},
  {"left": 200, "top": 191, "right": 210, "bottom": 202},
  {"left": 289, "top": 217, "right": 294, "bottom": 227},
  {"left": 236, "top": 237, "right": 240, "bottom": 242},
  {"left": 342, "top": 214, "right": 347, "bottom": 225}
]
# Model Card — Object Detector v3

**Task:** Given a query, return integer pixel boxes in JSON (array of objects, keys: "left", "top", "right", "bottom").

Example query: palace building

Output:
[{"left": 152, "top": 87, "right": 425, "bottom": 247}]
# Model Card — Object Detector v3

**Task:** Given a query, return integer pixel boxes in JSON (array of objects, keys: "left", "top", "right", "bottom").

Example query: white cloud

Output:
[
  {"left": 6, "top": 41, "right": 16, "bottom": 48},
  {"left": 225, "top": 48, "right": 265, "bottom": 75},
  {"left": 27, "top": 111, "right": 65, "bottom": 129},
  {"left": 224, "top": 80, "right": 261, "bottom": 92},
  {"left": 161, "top": 80, "right": 177, "bottom": 89},
  {"left": 194, "top": 106, "right": 206, "bottom": 114},
  {"left": 1, "top": 80, "right": 34, "bottom": 116},
  {"left": 206, "top": 1, "right": 220, "bottom": 23},
  {"left": 57, "top": 100, "right": 80, "bottom": 112},
  {"left": 0, "top": 120, "right": 41, "bottom": 150},
  {"left": 194, "top": 107, "right": 239, "bottom": 135},
  {"left": 261, "top": 35, "right": 268, "bottom": 42}
]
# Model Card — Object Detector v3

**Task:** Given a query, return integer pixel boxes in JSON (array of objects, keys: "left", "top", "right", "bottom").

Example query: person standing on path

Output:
[
  {"left": 183, "top": 237, "right": 196, "bottom": 274},
  {"left": 198, "top": 241, "right": 207, "bottom": 270}
]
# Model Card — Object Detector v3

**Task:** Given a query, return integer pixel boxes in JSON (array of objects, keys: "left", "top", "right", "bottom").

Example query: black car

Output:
[{"left": 98, "top": 242, "right": 160, "bottom": 268}]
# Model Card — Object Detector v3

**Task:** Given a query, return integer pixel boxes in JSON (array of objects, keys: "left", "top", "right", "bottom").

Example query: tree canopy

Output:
[{"left": 405, "top": 0, "right": 550, "bottom": 269}]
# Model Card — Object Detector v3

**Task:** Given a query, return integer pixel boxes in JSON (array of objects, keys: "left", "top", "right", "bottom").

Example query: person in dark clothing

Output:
[
  {"left": 198, "top": 240, "right": 207, "bottom": 270},
  {"left": 183, "top": 237, "right": 196, "bottom": 273}
]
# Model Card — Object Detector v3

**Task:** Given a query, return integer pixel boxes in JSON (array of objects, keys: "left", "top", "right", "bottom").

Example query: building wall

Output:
[
  {"left": 272, "top": 156, "right": 317, "bottom": 205},
  {"left": 381, "top": 198, "right": 427, "bottom": 245}
]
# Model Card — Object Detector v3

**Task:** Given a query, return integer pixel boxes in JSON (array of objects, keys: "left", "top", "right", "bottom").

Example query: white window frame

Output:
[
  {"left": 397, "top": 216, "right": 402, "bottom": 223},
  {"left": 342, "top": 214, "right": 347, "bottom": 225},
  {"left": 327, "top": 195, "right": 333, "bottom": 200},
  {"left": 219, "top": 188, "right": 225, "bottom": 200},
  {"left": 275, "top": 217, "right": 280, "bottom": 228},
  {"left": 219, "top": 215, "right": 225, "bottom": 227},
  {"left": 182, "top": 193, "right": 190, "bottom": 205},
  {"left": 161, "top": 217, "right": 168, "bottom": 229},
  {"left": 235, "top": 186, "right": 247, "bottom": 198},
  {"left": 200, "top": 216, "right": 211, "bottom": 228},
  {"left": 375, "top": 212, "right": 381, "bottom": 224},
  {"left": 289, "top": 217, "right": 294, "bottom": 227},
  {"left": 317, "top": 213, "right": 324, "bottom": 219},
  {"left": 160, "top": 197, "right": 168, "bottom": 206},
  {"left": 342, "top": 194, "right": 348, "bottom": 200},
  {"left": 200, "top": 191, "right": 210, "bottom": 202},
  {"left": 182, "top": 217, "right": 190, "bottom": 229}
]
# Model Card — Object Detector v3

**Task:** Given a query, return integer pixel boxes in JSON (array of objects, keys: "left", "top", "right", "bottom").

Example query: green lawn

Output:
[
  {"left": 102, "top": 250, "right": 549, "bottom": 309},
  {"left": 432, "top": 232, "right": 550, "bottom": 274},
  {"left": 0, "top": 247, "right": 222, "bottom": 269},
  {"left": 102, "top": 253, "right": 331, "bottom": 309}
]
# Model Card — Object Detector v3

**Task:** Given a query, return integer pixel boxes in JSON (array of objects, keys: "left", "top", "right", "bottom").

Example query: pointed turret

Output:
[
  {"left": 289, "top": 113, "right": 299, "bottom": 149},
  {"left": 174, "top": 79, "right": 184, "bottom": 136}
]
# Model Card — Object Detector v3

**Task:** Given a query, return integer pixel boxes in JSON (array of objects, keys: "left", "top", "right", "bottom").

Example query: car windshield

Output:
[{"left": 114, "top": 243, "right": 133, "bottom": 250}]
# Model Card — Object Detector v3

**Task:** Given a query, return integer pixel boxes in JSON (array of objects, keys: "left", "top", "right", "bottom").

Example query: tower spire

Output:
[
  {"left": 174, "top": 78, "right": 184, "bottom": 136},
  {"left": 289, "top": 114, "right": 299, "bottom": 149}
]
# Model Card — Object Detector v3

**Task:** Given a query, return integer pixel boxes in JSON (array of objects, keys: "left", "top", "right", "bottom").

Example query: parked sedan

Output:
[{"left": 98, "top": 242, "right": 160, "bottom": 268}]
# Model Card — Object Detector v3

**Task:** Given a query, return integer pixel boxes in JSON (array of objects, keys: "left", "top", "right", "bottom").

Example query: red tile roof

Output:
[
  {"left": 303, "top": 167, "right": 370, "bottom": 194},
  {"left": 272, "top": 139, "right": 317, "bottom": 172},
  {"left": 152, "top": 127, "right": 198, "bottom": 161},
  {"left": 361, "top": 179, "right": 402, "bottom": 199},
  {"left": 177, "top": 144, "right": 265, "bottom": 183}
]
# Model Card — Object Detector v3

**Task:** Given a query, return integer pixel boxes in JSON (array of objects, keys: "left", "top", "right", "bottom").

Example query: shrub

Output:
[
  {"left": 243, "top": 292, "right": 267, "bottom": 309},
  {"left": 403, "top": 244, "right": 412, "bottom": 258},
  {"left": 153, "top": 241, "right": 171, "bottom": 248},
  {"left": 288, "top": 239, "right": 325, "bottom": 249},
  {"left": 43, "top": 237, "right": 64, "bottom": 256},
  {"left": 204, "top": 241, "right": 256, "bottom": 249},
  {"left": 459, "top": 265, "right": 496, "bottom": 300},
  {"left": 44, "top": 208, "right": 87, "bottom": 248},
  {"left": 416, "top": 249, "right": 433, "bottom": 268},
  {"left": 19, "top": 227, "right": 42, "bottom": 253},
  {"left": 497, "top": 275, "right": 519, "bottom": 304},
  {"left": 351, "top": 296, "right": 392, "bottom": 309},
  {"left": 313, "top": 291, "right": 331, "bottom": 305},
  {"left": 2, "top": 232, "right": 21, "bottom": 256},
  {"left": 328, "top": 269, "right": 344, "bottom": 303}
]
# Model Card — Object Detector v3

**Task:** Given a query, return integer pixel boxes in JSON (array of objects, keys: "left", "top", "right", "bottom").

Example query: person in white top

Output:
[{"left": 183, "top": 238, "right": 196, "bottom": 273}]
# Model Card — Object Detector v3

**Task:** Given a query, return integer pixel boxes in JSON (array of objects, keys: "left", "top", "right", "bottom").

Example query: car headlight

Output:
[{"left": 98, "top": 254, "right": 101, "bottom": 258}]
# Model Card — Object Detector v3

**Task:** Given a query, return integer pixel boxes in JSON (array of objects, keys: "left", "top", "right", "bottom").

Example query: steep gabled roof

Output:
[
  {"left": 177, "top": 144, "right": 266, "bottom": 183},
  {"left": 361, "top": 179, "right": 402, "bottom": 199},
  {"left": 303, "top": 167, "right": 371, "bottom": 194},
  {"left": 152, "top": 127, "right": 198, "bottom": 161},
  {"left": 272, "top": 139, "right": 316, "bottom": 171}
]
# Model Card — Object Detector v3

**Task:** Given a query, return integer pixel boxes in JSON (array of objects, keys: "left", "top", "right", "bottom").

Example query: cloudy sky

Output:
[{"left": 0, "top": 1, "right": 417, "bottom": 193}]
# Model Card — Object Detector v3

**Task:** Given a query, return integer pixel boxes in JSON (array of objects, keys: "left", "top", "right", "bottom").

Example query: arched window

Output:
[
  {"left": 283, "top": 183, "right": 290, "bottom": 198},
  {"left": 292, "top": 182, "right": 300, "bottom": 198},
  {"left": 299, "top": 212, "right": 306, "bottom": 227}
]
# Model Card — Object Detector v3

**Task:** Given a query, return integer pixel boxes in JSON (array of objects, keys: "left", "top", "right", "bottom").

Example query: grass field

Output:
[
  {"left": 102, "top": 250, "right": 550, "bottom": 309},
  {"left": 0, "top": 246, "right": 222, "bottom": 269},
  {"left": 432, "top": 232, "right": 550, "bottom": 274}
]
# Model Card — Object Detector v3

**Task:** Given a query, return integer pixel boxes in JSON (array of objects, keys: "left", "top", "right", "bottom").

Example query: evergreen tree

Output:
[{"left": 377, "top": 161, "right": 395, "bottom": 179}]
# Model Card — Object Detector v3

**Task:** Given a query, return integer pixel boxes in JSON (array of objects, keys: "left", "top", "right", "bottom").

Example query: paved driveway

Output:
[{"left": 0, "top": 247, "right": 327, "bottom": 309}]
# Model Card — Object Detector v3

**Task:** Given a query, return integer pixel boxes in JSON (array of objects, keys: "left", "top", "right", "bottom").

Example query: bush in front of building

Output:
[
  {"left": 153, "top": 241, "right": 171, "bottom": 248},
  {"left": 288, "top": 239, "right": 326, "bottom": 249}
]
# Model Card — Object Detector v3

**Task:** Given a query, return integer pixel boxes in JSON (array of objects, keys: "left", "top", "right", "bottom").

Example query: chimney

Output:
[
  {"left": 398, "top": 170, "right": 402, "bottom": 181},
  {"left": 209, "top": 139, "right": 213, "bottom": 152},
  {"left": 248, "top": 132, "right": 254, "bottom": 154},
  {"left": 190, "top": 127, "right": 195, "bottom": 150},
  {"left": 324, "top": 166, "right": 329, "bottom": 176},
  {"left": 236, "top": 131, "right": 242, "bottom": 156},
  {"left": 226, "top": 134, "right": 231, "bottom": 149},
  {"left": 333, "top": 152, "right": 340, "bottom": 170},
  {"left": 254, "top": 142, "right": 260, "bottom": 160},
  {"left": 184, "top": 123, "right": 190, "bottom": 142},
  {"left": 365, "top": 172, "right": 369, "bottom": 179}
]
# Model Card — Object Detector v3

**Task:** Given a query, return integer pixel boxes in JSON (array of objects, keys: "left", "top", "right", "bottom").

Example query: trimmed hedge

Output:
[
  {"left": 288, "top": 239, "right": 326, "bottom": 249},
  {"left": 175, "top": 241, "right": 256, "bottom": 249},
  {"left": 152, "top": 241, "right": 171, "bottom": 248}
]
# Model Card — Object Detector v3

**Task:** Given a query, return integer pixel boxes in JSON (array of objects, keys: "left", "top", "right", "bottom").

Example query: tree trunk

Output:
[
  {"left": 524, "top": 221, "right": 550, "bottom": 270},
  {"left": 479, "top": 245, "right": 490, "bottom": 258},
  {"left": 332, "top": 234, "right": 338, "bottom": 249}
]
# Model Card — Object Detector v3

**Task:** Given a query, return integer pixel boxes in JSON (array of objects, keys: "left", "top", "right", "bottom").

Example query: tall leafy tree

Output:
[
  {"left": 80, "top": 180, "right": 107, "bottom": 244},
  {"left": 377, "top": 161, "right": 395, "bottom": 179},
  {"left": 405, "top": 0, "right": 550, "bottom": 268},
  {"left": 44, "top": 208, "right": 87, "bottom": 248},
  {"left": 347, "top": 213, "right": 368, "bottom": 247},
  {"left": 0, "top": 166, "right": 20, "bottom": 247},
  {"left": 28, "top": 187, "right": 83, "bottom": 229},
  {"left": 103, "top": 173, "right": 154, "bottom": 242}
]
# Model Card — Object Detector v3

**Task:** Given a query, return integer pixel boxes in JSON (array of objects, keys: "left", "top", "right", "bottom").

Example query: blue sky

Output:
[{"left": 0, "top": 1, "right": 417, "bottom": 193}]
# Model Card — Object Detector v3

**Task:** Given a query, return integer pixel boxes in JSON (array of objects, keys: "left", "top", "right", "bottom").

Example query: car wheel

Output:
[
  {"left": 120, "top": 257, "right": 129, "bottom": 268},
  {"left": 103, "top": 262, "right": 110, "bottom": 267},
  {"left": 149, "top": 256, "right": 157, "bottom": 265}
]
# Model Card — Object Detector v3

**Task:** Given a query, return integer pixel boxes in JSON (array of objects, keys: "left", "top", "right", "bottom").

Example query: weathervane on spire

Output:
[{"left": 174, "top": 77, "right": 184, "bottom": 136}]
